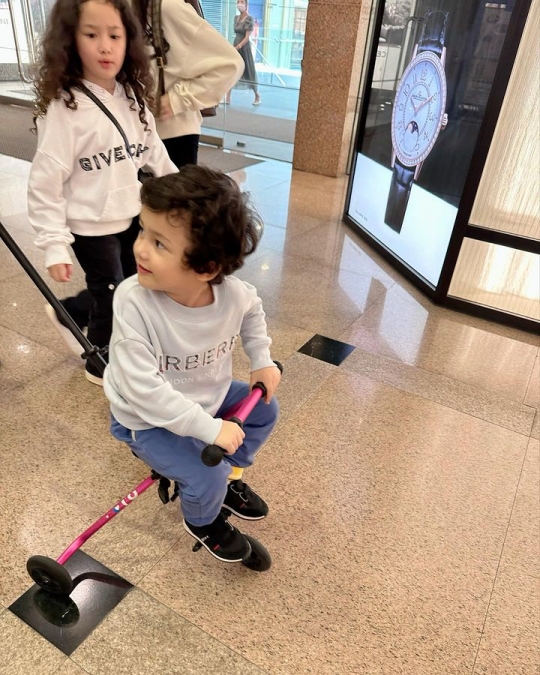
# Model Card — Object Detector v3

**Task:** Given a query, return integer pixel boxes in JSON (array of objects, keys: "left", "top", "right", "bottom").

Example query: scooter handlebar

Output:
[
  {"left": 201, "top": 361, "right": 283, "bottom": 467},
  {"left": 201, "top": 444, "right": 227, "bottom": 467}
]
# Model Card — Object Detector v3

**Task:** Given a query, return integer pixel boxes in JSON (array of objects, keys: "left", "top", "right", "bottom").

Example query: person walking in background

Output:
[
  {"left": 29, "top": 0, "right": 177, "bottom": 386},
  {"left": 132, "top": 0, "right": 243, "bottom": 167},
  {"left": 225, "top": 0, "right": 260, "bottom": 106}
]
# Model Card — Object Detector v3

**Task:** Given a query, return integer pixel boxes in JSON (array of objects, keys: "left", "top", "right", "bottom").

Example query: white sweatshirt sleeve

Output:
[
  {"left": 239, "top": 281, "right": 274, "bottom": 372},
  {"left": 141, "top": 109, "right": 179, "bottom": 176},
  {"left": 109, "top": 303, "right": 222, "bottom": 444},
  {"left": 28, "top": 110, "right": 75, "bottom": 268},
  {"left": 164, "top": 5, "right": 244, "bottom": 115}
]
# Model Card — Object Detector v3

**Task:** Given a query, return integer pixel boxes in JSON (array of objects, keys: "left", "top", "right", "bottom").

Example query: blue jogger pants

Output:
[{"left": 111, "top": 381, "right": 279, "bottom": 526}]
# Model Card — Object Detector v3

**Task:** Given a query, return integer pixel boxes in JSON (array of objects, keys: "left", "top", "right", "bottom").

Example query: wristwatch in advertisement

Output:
[{"left": 384, "top": 10, "right": 449, "bottom": 233}]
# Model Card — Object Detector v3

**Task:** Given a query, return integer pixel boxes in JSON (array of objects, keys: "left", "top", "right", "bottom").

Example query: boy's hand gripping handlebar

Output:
[{"left": 201, "top": 361, "right": 283, "bottom": 467}]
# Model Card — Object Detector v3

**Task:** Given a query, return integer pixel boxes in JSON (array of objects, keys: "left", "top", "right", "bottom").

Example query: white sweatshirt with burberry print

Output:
[
  {"left": 104, "top": 275, "right": 274, "bottom": 444},
  {"left": 28, "top": 80, "right": 177, "bottom": 269}
]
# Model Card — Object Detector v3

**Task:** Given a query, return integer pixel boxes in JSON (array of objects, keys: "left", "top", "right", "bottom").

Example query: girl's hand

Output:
[
  {"left": 159, "top": 93, "right": 174, "bottom": 121},
  {"left": 250, "top": 365, "right": 281, "bottom": 403},
  {"left": 214, "top": 420, "right": 246, "bottom": 455},
  {"left": 48, "top": 263, "right": 72, "bottom": 282}
]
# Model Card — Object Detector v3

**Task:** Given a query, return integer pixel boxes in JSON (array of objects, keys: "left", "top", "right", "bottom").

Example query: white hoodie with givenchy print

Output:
[{"left": 28, "top": 80, "right": 177, "bottom": 269}]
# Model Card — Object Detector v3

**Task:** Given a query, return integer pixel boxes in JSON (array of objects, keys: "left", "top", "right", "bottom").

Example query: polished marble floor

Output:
[{"left": 0, "top": 150, "right": 538, "bottom": 675}]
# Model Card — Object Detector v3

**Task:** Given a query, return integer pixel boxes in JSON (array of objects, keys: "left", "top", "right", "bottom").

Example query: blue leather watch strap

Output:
[
  {"left": 384, "top": 160, "right": 415, "bottom": 233},
  {"left": 417, "top": 10, "right": 448, "bottom": 58}
]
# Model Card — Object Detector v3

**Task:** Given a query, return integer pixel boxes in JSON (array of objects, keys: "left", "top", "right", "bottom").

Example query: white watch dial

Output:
[{"left": 391, "top": 51, "right": 447, "bottom": 166}]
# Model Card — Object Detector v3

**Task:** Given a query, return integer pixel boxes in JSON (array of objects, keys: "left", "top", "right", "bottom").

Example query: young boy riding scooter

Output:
[{"left": 103, "top": 166, "right": 281, "bottom": 563}]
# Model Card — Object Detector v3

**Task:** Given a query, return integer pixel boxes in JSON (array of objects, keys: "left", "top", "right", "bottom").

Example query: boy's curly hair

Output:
[
  {"left": 33, "top": 0, "right": 153, "bottom": 128},
  {"left": 140, "top": 166, "right": 263, "bottom": 284}
]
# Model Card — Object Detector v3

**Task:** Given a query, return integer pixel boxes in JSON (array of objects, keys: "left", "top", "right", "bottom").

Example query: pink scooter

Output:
[
  {"left": 26, "top": 377, "right": 279, "bottom": 595},
  {"left": 0, "top": 223, "right": 280, "bottom": 596}
]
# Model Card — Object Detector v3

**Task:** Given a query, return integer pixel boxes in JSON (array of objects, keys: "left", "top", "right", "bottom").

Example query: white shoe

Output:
[
  {"left": 85, "top": 370, "right": 104, "bottom": 387},
  {"left": 45, "top": 304, "right": 83, "bottom": 357}
]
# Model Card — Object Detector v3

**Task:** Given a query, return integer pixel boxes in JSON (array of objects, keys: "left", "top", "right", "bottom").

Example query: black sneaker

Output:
[
  {"left": 85, "top": 356, "right": 106, "bottom": 387},
  {"left": 183, "top": 512, "right": 251, "bottom": 563},
  {"left": 45, "top": 304, "right": 83, "bottom": 357},
  {"left": 223, "top": 479, "right": 269, "bottom": 520},
  {"left": 85, "top": 369, "right": 104, "bottom": 386}
]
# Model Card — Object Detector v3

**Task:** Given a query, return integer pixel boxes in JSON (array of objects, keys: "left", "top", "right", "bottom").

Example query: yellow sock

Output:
[{"left": 228, "top": 466, "right": 244, "bottom": 481}]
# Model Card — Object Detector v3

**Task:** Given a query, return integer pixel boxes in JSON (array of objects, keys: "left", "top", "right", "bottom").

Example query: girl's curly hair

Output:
[
  {"left": 140, "top": 166, "right": 263, "bottom": 285},
  {"left": 33, "top": 0, "right": 154, "bottom": 128}
]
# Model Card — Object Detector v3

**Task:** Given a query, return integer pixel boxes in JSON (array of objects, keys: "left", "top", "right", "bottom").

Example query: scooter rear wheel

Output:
[
  {"left": 27, "top": 555, "right": 74, "bottom": 595},
  {"left": 241, "top": 535, "right": 272, "bottom": 572}
]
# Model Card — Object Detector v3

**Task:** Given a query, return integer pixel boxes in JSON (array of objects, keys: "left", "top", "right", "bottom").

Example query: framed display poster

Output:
[{"left": 345, "top": 0, "right": 519, "bottom": 287}]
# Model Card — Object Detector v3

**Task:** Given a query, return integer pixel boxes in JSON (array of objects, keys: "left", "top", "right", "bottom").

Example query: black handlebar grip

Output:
[
  {"left": 201, "top": 444, "right": 227, "bottom": 467},
  {"left": 253, "top": 361, "right": 283, "bottom": 398}
]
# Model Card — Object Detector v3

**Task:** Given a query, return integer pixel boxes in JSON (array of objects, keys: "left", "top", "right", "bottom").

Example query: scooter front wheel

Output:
[
  {"left": 241, "top": 535, "right": 272, "bottom": 572},
  {"left": 27, "top": 555, "right": 74, "bottom": 595}
]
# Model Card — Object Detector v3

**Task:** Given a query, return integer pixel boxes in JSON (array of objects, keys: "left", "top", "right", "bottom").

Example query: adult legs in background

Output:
[
  {"left": 225, "top": 84, "right": 260, "bottom": 106},
  {"left": 250, "top": 82, "right": 260, "bottom": 105},
  {"left": 162, "top": 134, "right": 200, "bottom": 168}
]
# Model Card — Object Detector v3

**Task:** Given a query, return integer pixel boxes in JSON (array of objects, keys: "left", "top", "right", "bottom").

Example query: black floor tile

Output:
[
  {"left": 297, "top": 334, "right": 356, "bottom": 366},
  {"left": 9, "top": 550, "right": 133, "bottom": 656}
]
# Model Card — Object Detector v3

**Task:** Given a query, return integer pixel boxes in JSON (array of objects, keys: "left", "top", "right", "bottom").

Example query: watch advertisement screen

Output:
[{"left": 346, "top": 0, "right": 516, "bottom": 286}]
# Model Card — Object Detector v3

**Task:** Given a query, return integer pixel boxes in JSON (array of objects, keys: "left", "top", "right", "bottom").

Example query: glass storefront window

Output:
[
  {"left": 0, "top": 0, "right": 305, "bottom": 162},
  {"left": 199, "top": 0, "right": 306, "bottom": 161},
  {"left": 449, "top": 239, "right": 540, "bottom": 320},
  {"left": 346, "top": 0, "right": 521, "bottom": 286},
  {"left": 469, "top": 0, "right": 540, "bottom": 240}
]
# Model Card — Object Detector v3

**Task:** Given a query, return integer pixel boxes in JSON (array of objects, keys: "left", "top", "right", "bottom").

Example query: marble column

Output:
[{"left": 293, "top": 0, "right": 372, "bottom": 177}]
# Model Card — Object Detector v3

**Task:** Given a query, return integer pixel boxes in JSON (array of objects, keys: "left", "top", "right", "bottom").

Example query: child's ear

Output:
[{"left": 199, "top": 262, "right": 221, "bottom": 281}]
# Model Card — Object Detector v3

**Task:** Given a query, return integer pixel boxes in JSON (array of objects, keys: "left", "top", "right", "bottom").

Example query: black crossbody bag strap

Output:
[
  {"left": 78, "top": 83, "right": 135, "bottom": 159},
  {"left": 150, "top": 0, "right": 166, "bottom": 117},
  {"left": 148, "top": 0, "right": 217, "bottom": 119}
]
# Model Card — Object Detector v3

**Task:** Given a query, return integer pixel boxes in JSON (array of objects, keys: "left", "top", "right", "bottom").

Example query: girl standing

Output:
[{"left": 29, "top": 0, "right": 177, "bottom": 385}]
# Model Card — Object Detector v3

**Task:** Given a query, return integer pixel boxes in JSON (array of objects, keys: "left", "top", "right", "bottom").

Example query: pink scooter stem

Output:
[
  {"left": 56, "top": 475, "right": 157, "bottom": 565},
  {"left": 221, "top": 384, "right": 264, "bottom": 423},
  {"left": 200, "top": 385, "right": 265, "bottom": 467},
  {"left": 221, "top": 362, "right": 282, "bottom": 427}
]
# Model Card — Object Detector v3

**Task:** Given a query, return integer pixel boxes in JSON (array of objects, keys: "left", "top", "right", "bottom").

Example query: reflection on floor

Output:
[{"left": 0, "top": 151, "right": 538, "bottom": 674}]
